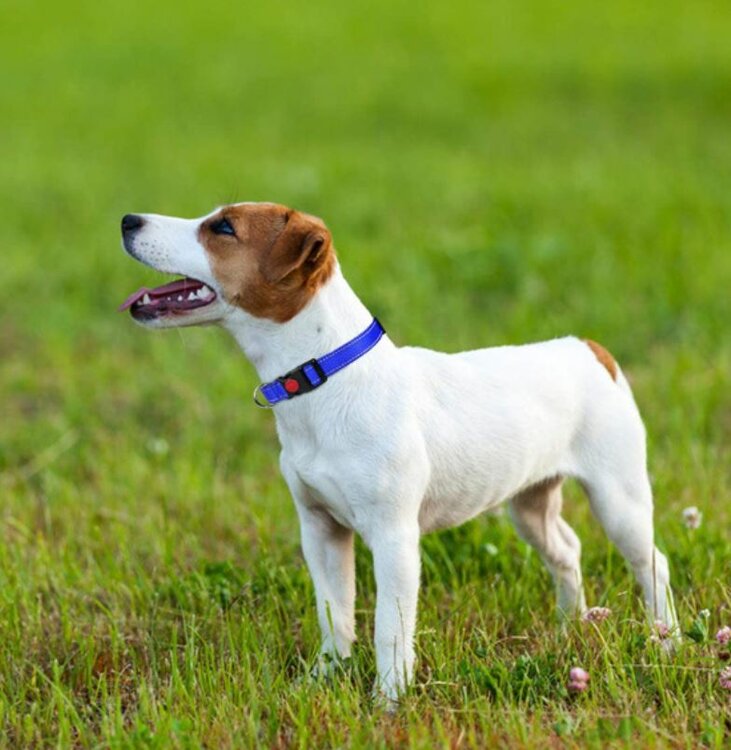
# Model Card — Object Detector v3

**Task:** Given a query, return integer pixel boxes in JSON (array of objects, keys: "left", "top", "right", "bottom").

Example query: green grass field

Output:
[{"left": 2, "top": 0, "right": 731, "bottom": 746}]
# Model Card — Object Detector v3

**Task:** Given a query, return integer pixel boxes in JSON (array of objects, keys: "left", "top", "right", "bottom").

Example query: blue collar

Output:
[{"left": 253, "top": 317, "right": 385, "bottom": 408}]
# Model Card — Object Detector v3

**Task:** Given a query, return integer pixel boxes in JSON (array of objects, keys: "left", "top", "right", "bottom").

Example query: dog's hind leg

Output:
[
  {"left": 582, "top": 470, "right": 677, "bottom": 633},
  {"left": 509, "top": 479, "right": 587, "bottom": 619},
  {"left": 576, "top": 366, "right": 678, "bottom": 634}
]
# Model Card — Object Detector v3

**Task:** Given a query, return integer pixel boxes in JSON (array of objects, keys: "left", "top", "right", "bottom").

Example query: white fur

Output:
[{"left": 123, "top": 206, "right": 678, "bottom": 701}]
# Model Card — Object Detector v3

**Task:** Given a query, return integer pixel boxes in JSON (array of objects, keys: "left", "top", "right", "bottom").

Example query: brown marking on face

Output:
[
  {"left": 199, "top": 203, "right": 336, "bottom": 322},
  {"left": 583, "top": 339, "right": 618, "bottom": 381}
]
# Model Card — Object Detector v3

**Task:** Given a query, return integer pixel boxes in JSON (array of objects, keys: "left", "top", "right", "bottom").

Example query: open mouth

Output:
[{"left": 119, "top": 277, "right": 217, "bottom": 321}]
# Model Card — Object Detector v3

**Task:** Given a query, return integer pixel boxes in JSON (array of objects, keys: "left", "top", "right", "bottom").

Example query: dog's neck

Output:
[{"left": 223, "top": 264, "right": 377, "bottom": 383}]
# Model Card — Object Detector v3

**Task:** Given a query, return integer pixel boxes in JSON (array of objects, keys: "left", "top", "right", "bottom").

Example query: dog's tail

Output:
[
  {"left": 582, "top": 338, "right": 633, "bottom": 396},
  {"left": 614, "top": 365, "right": 632, "bottom": 396}
]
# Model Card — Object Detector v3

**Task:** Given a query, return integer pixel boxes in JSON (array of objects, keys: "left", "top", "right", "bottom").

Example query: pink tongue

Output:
[
  {"left": 119, "top": 277, "right": 203, "bottom": 311},
  {"left": 119, "top": 289, "right": 149, "bottom": 311}
]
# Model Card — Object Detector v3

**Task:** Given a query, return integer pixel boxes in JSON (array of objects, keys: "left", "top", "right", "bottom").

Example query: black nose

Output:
[{"left": 121, "top": 214, "right": 144, "bottom": 235}]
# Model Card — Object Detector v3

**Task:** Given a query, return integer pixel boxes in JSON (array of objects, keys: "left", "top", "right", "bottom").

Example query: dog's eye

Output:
[{"left": 210, "top": 217, "right": 236, "bottom": 236}]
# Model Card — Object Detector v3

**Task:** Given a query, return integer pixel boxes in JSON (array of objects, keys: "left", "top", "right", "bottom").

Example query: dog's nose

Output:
[{"left": 121, "top": 214, "right": 144, "bottom": 235}]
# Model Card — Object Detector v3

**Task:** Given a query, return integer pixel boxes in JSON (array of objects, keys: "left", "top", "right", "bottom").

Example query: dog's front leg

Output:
[
  {"left": 372, "top": 525, "right": 421, "bottom": 702},
  {"left": 282, "top": 459, "right": 356, "bottom": 667},
  {"left": 297, "top": 503, "right": 356, "bottom": 667}
]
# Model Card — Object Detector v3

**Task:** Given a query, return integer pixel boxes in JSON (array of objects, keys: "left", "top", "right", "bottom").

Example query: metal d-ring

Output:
[{"left": 252, "top": 385, "right": 273, "bottom": 409}]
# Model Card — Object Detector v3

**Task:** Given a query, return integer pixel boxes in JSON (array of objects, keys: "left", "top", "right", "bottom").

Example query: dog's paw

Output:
[
  {"left": 311, "top": 651, "right": 349, "bottom": 681},
  {"left": 371, "top": 685, "right": 399, "bottom": 714},
  {"left": 649, "top": 620, "right": 682, "bottom": 656}
]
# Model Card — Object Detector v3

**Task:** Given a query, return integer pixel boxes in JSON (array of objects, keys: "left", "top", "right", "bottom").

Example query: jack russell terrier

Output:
[{"left": 120, "top": 202, "right": 678, "bottom": 701}]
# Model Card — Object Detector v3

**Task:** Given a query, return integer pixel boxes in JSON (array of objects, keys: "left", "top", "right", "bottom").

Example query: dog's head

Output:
[{"left": 120, "top": 202, "right": 336, "bottom": 328}]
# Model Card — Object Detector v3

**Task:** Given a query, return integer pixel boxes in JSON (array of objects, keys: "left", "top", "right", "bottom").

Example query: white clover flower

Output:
[
  {"left": 682, "top": 506, "right": 702, "bottom": 530},
  {"left": 147, "top": 437, "right": 170, "bottom": 456}
]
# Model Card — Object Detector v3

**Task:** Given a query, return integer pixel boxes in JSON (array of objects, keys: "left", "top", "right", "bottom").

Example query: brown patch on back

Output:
[
  {"left": 583, "top": 339, "right": 618, "bottom": 381},
  {"left": 199, "top": 202, "right": 336, "bottom": 322}
]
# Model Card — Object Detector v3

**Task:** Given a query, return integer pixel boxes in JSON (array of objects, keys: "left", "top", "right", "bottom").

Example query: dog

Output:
[{"left": 120, "top": 202, "right": 678, "bottom": 700}]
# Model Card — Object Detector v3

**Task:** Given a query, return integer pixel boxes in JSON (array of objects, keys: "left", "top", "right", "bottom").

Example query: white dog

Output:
[{"left": 120, "top": 202, "right": 678, "bottom": 700}]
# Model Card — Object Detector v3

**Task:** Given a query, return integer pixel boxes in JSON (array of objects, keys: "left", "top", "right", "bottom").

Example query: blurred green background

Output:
[{"left": 1, "top": 1, "right": 730, "bottom": 747}]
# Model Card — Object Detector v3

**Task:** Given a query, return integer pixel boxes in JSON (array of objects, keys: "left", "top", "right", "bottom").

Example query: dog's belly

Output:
[
  {"left": 418, "top": 431, "right": 581, "bottom": 532},
  {"left": 416, "top": 416, "right": 577, "bottom": 533},
  {"left": 418, "top": 485, "right": 501, "bottom": 533},
  {"left": 417, "top": 456, "right": 550, "bottom": 534}
]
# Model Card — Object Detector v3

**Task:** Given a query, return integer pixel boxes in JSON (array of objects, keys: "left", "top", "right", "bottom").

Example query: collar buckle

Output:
[
  {"left": 253, "top": 317, "right": 384, "bottom": 408},
  {"left": 278, "top": 358, "right": 328, "bottom": 399}
]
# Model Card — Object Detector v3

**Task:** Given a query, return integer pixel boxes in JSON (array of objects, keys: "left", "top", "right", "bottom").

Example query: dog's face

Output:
[{"left": 120, "top": 202, "right": 336, "bottom": 328}]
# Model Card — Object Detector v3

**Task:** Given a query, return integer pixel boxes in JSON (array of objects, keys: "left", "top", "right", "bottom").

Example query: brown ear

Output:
[{"left": 261, "top": 211, "right": 331, "bottom": 284}]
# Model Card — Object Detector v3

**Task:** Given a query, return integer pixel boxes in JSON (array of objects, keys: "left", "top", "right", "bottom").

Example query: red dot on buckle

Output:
[{"left": 284, "top": 378, "right": 300, "bottom": 394}]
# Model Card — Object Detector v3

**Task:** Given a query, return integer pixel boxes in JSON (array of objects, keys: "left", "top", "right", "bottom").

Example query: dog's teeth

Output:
[
  {"left": 200, "top": 285, "right": 212, "bottom": 298},
  {"left": 177, "top": 295, "right": 183, "bottom": 301},
  {"left": 188, "top": 292, "right": 197, "bottom": 301},
  {"left": 142, "top": 293, "right": 151, "bottom": 305}
]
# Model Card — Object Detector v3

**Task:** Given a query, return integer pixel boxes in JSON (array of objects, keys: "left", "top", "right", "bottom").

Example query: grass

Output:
[{"left": 1, "top": 0, "right": 730, "bottom": 746}]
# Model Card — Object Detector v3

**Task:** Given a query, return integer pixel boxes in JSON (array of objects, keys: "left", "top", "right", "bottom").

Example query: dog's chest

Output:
[
  {"left": 278, "top": 418, "right": 420, "bottom": 535},
  {"left": 275, "top": 396, "right": 398, "bottom": 532},
  {"left": 291, "top": 455, "right": 363, "bottom": 529}
]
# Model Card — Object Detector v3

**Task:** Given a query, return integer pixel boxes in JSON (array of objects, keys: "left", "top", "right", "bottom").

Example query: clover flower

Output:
[
  {"left": 147, "top": 437, "right": 170, "bottom": 456},
  {"left": 716, "top": 626, "right": 731, "bottom": 646},
  {"left": 720, "top": 667, "right": 731, "bottom": 690},
  {"left": 650, "top": 620, "right": 671, "bottom": 643},
  {"left": 582, "top": 606, "right": 612, "bottom": 623},
  {"left": 682, "top": 506, "right": 702, "bottom": 529},
  {"left": 568, "top": 666, "right": 590, "bottom": 693}
]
